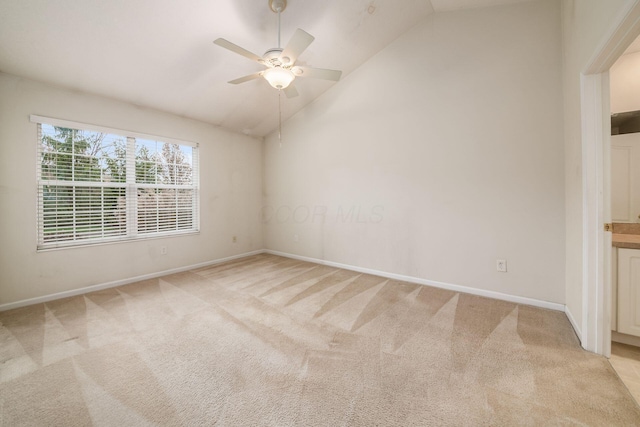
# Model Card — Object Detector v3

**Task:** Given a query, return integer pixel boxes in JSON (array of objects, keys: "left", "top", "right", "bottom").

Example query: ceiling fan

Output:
[{"left": 213, "top": 0, "right": 342, "bottom": 98}]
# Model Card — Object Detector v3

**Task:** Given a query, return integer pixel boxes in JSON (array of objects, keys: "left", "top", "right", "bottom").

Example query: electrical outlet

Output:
[
  {"left": 232, "top": 236, "right": 237, "bottom": 243},
  {"left": 496, "top": 259, "right": 507, "bottom": 272},
  {"left": 160, "top": 246, "right": 168, "bottom": 255}
]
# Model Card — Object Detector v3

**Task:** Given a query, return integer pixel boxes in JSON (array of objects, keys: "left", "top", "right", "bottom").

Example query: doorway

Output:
[
  {"left": 580, "top": 3, "right": 640, "bottom": 358},
  {"left": 607, "top": 38, "right": 640, "bottom": 403}
]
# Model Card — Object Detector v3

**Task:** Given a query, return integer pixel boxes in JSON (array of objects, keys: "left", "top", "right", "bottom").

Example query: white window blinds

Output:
[{"left": 33, "top": 116, "right": 199, "bottom": 249}]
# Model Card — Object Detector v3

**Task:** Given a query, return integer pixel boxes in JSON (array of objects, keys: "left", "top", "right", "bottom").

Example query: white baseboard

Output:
[
  {"left": 0, "top": 250, "right": 266, "bottom": 312},
  {"left": 265, "top": 250, "right": 566, "bottom": 312},
  {"left": 2, "top": 248, "right": 568, "bottom": 317},
  {"left": 564, "top": 305, "right": 582, "bottom": 343},
  {"left": 612, "top": 331, "right": 640, "bottom": 347}
]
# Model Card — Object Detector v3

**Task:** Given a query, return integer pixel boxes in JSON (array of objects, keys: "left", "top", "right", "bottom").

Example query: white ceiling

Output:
[{"left": 0, "top": 0, "right": 532, "bottom": 138}]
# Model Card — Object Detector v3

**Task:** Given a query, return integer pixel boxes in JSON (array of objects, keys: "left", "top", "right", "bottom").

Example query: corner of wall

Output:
[{"left": 564, "top": 304, "right": 583, "bottom": 343}]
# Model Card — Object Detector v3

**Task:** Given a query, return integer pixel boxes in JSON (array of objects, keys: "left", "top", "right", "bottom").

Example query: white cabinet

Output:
[
  {"left": 613, "top": 248, "right": 618, "bottom": 332},
  {"left": 617, "top": 248, "right": 640, "bottom": 337},
  {"left": 612, "top": 133, "right": 640, "bottom": 222}
]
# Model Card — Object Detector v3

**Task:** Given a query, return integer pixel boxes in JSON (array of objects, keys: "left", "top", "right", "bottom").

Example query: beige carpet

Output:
[{"left": 1, "top": 254, "right": 639, "bottom": 426}]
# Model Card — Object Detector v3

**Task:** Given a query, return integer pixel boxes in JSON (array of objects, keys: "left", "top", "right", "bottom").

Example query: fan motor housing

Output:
[{"left": 263, "top": 48, "right": 290, "bottom": 66}]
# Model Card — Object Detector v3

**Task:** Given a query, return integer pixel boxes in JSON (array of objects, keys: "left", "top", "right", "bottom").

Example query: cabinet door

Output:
[
  {"left": 612, "top": 248, "right": 618, "bottom": 331},
  {"left": 618, "top": 248, "right": 640, "bottom": 336},
  {"left": 612, "top": 133, "right": 640, "bottom": 222}
]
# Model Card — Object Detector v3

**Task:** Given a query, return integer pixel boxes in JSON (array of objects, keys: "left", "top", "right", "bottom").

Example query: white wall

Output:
[
  {"left": 611, "top": 50, "right": 640, "bottom": 114},
  {"left": 561, "top": 0, "right": 637, "bottom": 337},
  {"left": 263, "top": 0, "right": 565, "bottom": 304},
  {"left": 0, "top": 72, "right": 263, "bottom": 306}
]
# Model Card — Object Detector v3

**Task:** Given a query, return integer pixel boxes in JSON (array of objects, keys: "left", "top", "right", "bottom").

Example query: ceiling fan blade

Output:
[
  {"left": 228, "top": 72, "right": 263, "bottom": 84},
  {"left": 214, "top": 38, "right": 263, "bottom": 63},
  {"left": 293, "top": 66, "right": 342, "bottom": 82},
  {"left": 283, "top": 83, "right": 299, "bottom": 98},
  {"left": 280, "top": 29, "right": 315, "bottom": 65}
]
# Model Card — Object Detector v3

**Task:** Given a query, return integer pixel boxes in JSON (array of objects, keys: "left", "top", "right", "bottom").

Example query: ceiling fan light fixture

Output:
[{"left": 263, "top": 67, "right": 295, "bottom": 89}]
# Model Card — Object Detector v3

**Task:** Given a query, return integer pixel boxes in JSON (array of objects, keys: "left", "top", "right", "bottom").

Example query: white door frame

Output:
[{"left": 581, "top": 1, "right": 640, "bottom": 356}]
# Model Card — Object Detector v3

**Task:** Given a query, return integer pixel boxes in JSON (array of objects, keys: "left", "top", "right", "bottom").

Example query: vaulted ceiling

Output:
[{"left": 0, "top": 0, "right": 532, "bottom": 137}]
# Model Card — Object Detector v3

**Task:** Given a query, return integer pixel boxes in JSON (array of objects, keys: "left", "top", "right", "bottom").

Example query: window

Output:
[{"left": 33, "top": 115, "right": 199, "bottom": 249}]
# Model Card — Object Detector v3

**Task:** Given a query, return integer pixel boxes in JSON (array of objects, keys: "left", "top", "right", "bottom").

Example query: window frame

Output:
[{"left": 31, "top": 115, "right": 200, "bottom": 250}]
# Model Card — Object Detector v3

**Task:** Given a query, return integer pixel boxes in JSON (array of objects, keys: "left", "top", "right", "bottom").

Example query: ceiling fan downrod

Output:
[{"left": 269, "top": 0, "right": 287, "bottom": 48}]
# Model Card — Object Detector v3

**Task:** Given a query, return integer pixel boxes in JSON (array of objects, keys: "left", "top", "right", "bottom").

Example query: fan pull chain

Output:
[{"left": 278, "top": 89, "right": 282, "bottom": 147}]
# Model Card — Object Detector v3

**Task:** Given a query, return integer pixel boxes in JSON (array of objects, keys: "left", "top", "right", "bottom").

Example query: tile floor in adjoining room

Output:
[{"left": 610, "top": 342, "right": 640, "bottom": 405}]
